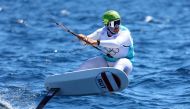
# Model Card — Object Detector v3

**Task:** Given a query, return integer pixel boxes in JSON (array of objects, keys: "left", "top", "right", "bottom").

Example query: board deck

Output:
[{"left": 45, "top": 67, "right": 128, "bottom": 96}]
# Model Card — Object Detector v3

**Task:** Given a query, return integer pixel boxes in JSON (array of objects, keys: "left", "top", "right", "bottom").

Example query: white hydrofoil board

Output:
[{"left": 45, "top": 67, "right": 128, "bottom": 96}]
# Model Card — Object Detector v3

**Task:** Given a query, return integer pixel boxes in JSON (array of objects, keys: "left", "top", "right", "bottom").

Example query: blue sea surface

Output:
[{"left": 0, "top": 0, "right": 190, "bottom": 109}]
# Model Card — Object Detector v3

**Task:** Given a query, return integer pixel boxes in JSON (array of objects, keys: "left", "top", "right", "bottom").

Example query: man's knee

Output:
[{"left": 115, "top": 58, "right": 133, "bottom": 75}]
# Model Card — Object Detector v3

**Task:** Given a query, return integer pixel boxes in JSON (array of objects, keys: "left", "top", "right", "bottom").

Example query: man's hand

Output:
[
  {"left": 78, "top": 34, "right": 98, "bottom": 46},
  {"left": 78, "top": 34, "right": 87, "bottom": 40}
]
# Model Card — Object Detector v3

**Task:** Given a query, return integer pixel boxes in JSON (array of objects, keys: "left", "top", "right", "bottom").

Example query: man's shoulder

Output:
[
  {"left": 93, "top": 26, "right": 106, "bottom": 35},
  {"left": 96, "top": 26, "right": 106, "bottom": 32},
  {"left": 120, "top": 25, "right": 131, "bottom": 35},
  {"left": 120, "top": 25, "right": 130, "bottom": 31}
]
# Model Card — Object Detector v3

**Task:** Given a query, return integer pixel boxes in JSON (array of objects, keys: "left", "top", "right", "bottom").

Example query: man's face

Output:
[{"left": 107, "top": 20, "right": 120, "bottom": 34}]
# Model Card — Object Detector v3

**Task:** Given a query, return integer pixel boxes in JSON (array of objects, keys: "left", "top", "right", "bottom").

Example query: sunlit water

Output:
[{"left": 0, "top": 0, "right": 190, "bottom": 109}]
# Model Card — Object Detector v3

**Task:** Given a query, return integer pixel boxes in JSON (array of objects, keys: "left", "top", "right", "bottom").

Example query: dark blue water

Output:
[{"left": 0, "top": 0, "right": 190, "bottom": 109}]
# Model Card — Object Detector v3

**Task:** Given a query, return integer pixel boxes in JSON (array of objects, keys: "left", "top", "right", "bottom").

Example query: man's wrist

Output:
[{"left": 97, "top": 40, "right": 100, "bottom": 45}]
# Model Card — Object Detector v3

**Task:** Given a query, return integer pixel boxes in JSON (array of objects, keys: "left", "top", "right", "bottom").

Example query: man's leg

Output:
[
  {"left": 77, "top": 56, "right": 108, "bottom": 71},
  {"left": 113, "top": 58, "right": 133, "bottom": 75}
]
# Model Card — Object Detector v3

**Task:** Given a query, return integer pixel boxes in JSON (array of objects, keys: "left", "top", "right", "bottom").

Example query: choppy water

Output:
[{"left": 0, "top": 0, "right": 190, "bottom": 109}]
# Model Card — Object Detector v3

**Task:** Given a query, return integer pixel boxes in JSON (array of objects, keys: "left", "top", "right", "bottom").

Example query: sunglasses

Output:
[{"left": 108, "top": 20, "right": 120, "bottom": 28}]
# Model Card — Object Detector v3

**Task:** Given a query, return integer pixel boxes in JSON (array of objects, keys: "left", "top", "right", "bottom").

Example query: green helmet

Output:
[{"left": 102, "top": 10, "right": 121, "bottom": 25}]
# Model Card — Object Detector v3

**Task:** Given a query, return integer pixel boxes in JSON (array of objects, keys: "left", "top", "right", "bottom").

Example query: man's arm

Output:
[{"left": 78, "top": 34, "right": 99, "bottom": 46}]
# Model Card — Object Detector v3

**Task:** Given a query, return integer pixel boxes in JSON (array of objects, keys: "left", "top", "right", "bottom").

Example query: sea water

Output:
[{"left": 0, "top": 0, "right": 190, "bottom": 109}]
